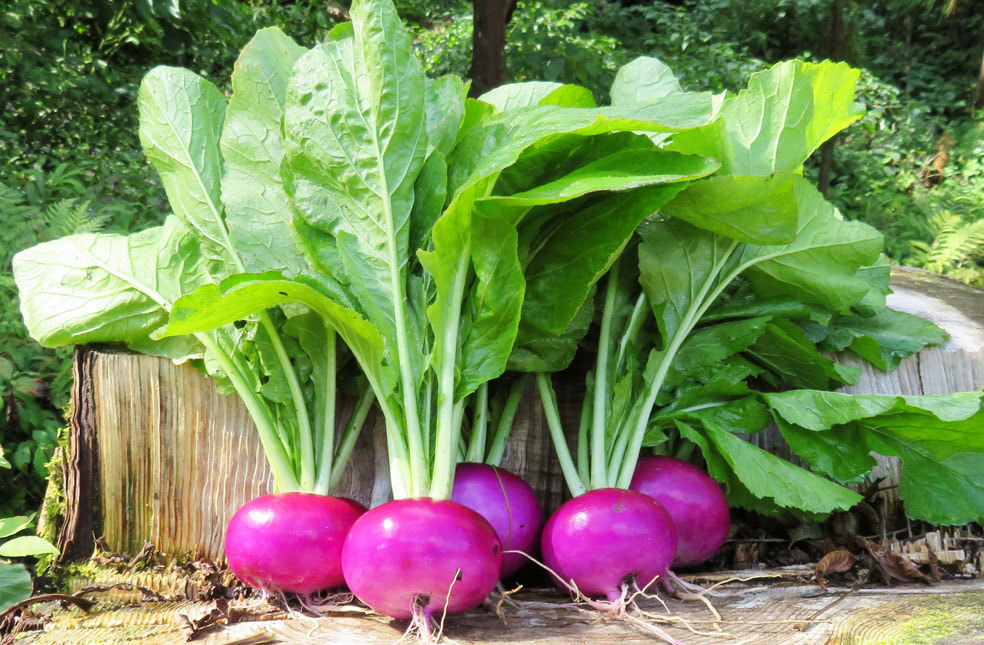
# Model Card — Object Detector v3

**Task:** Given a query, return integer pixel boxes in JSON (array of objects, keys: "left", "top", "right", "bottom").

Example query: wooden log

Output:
[{"left": 60, "top": 268, "right": 983, "bottom": 561}]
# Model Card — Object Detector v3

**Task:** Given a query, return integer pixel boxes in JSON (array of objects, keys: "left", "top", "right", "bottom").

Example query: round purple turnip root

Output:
[
  {"left": 629, "top": 456, "right": 730, "bottom": 568},
  {"left": 341, "top": 498, "right": 502, "bottom": 621},
  {"left": 541, "top": 488, "right": 677, "bottom": 602},
  {"left": 451, "top": 463, "right": 543, "bottom": 577},
  {"left": 225, "top": 493, "right": 366, "bottom": 595}
]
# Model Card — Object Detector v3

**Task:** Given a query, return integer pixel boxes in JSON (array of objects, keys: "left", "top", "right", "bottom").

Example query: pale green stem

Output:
[
  {"left": 614, "top": 240, "right": 739, "bottom": 489},
  {"left": 258, "top": 312, "right": 316, "bottom": 491},
  {"left": 198, "top": 331, "right": 300, "bottom": 492},
  {"left": 466, "top": 383, "right": 489, "bottom": 463},
  {"left": 485, "top": 374, "right": 529, "bottom": 467},
  {"left": 325, "top": 386, "right": 376, "bottom": 493},
  {"left": 536, "top": 373, "right": 587, "bottom": 498},
  {"left": 313, "top": 330, "right": 338, "bottom": 495},
  {"left": 428, "top": 248, "right": 472, "bottom": 500},
  {"left": 576, "top": 388, "right": 592, "bottom": 484},
  {"left": 615, "top": 293, "right": 648, "bottom": 376},
  {"left": 591, "top": 260, "right": 620, "bottom": 489}
]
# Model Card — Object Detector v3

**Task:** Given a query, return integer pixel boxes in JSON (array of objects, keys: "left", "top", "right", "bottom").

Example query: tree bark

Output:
[
  {"left": 469, "top": 0, "right": 518, "bottom": 97},
  {"left": 818, "top": 0, "right": 848, "bottom": 195},
  {"left": 973, "top": 49, "right": 984, "bottom": 111}
]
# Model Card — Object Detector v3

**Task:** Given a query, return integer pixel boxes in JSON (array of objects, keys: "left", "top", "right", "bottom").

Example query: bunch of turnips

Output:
[{"left": 15, "top": 0, "right": 984, "bottom": 634}]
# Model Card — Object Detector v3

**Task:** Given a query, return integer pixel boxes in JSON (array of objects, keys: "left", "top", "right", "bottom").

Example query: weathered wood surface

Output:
[
  {"left": 22, "top": 577, "right": 984, "bottom": 644},
  {"left": 63, "top": 268, "right": 983, "bottom": 562}
]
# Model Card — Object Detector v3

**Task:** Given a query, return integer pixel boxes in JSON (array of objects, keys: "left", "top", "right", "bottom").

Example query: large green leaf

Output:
[
  {"left": 138, "top": 66, "right": 230, "bottom": 262},
  {"left": 0, "top": 516, "right": 31, "bottom": 539},
  {"left": 220, "top": 27, "right": 307, "bottom": 276},
  {"left": 822, "top": 309, "right": 948, "bottom": 370},
  {"left": 12, "top": 216, "right": 216, "bottom": 351},
  {"left": 425, "top": 76, "right": 468, "bottom": 157},
  {"left": 284, "top": 3, "right": 426, "bottom": 366},
  {"left": 767, "top": 389, "right": 984, "bottom": 524},
  {"left": 638, "top": 217, "right": 734, "bottom": 345},
  {"left": 669, "top": 60, "right": 863, "bottom": 175},
  {"left": 0, "top": 563, "right": 32, "bottom": 612},
  {"left": 746, "top": 319, "right": 860, "bottom": 389},
  {"left": 660, "top": 173, "right": 798, "bottom": 245},
  {"left": 677, "top": 418, "right": 862, "bottom": 514},
  {"left": 523, "top": 186, "right": 684, "bottom": 338},
  {"left": 610, "top": 56, "right": 684, "bottom": 105},
  {"left": 448, "top": 97, "right": 720, "bottom": 198},
  {"left": 165, "top": 273, "right": 395, "bottom": 398},
  {"left": 737, "top": 179, "right": 884, "bottom": 312},
  {"left": 0, "top": 535, "right": 59, "bottom": 558},
  {"left": 477, "top": 148, "right": 718, "bottom": 225}
]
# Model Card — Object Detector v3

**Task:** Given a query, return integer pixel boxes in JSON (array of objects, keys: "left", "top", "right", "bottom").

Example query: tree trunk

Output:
[
  {"left": 973, "top": 48, "right": 984, "bottom": 111},
  {"left": 469, "top": 0, "right": 518, "bottom": 97},
  {"left": 818, "top": 0, "right": 848, "bottom": 195}
]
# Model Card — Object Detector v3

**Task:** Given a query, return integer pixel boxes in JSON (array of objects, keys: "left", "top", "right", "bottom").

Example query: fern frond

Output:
[
  {"left": 910, "top": 210, "right": 984, "bottom": 283},
  {"left": 42, "top": 199, "right": 110, "bottom": 237}
]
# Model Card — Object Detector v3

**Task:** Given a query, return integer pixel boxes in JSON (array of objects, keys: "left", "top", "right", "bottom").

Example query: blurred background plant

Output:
[{"left": 1, "top": 0, "right": 982, "bottom": 519}]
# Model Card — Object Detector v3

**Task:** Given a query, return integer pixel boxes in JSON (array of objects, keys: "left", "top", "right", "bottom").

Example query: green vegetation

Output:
[{"left": 2, "top": 0, "right": 982, "bottom": 522}]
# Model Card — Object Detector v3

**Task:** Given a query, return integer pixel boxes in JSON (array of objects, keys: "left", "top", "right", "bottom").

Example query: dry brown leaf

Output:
[{"left": 815, "top": 549, "right": 853, "bottom": 590}]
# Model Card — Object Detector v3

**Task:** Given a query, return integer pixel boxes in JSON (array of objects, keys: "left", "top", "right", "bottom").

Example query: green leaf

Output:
[
  {"left": 0, "top": 535, "right": 59, "bottom": 557},
  {"left": 675, "top": 419, "right": 861, "bottom": 515},
  {"left": 660, "top": 173, "right": 798, "bottom": 245},
  {"left": 449, "top": 97, "right": 720, "bottom": 198},
  {"left": 283, "top": 7, "right": 426, "bottom": 364},
  {"left": 458, "top": 213, "right": 524, "bottom": 399},
  {"left": 767, "top": 389, "right": 984, "bottom": 523},
  {"left": 610, "top": 56, "right": 684, "bottom": 105},
  {"left": 138, "top": 66, "right": 230, "bottom": 262},
  {"left": 0, "top": 446, "right": 9, "bottom": 469},
  {"left": 0, "top": 563, "right": 32, "bottom": 612},
  {"left": 425, "top": 76, "right": 468, "bottom": 156},
  {"left": 738, "top": 179, "right": 884, "bottom": 312},
  {"left": 822, "top": 309, "right": 948, "bottom": 370},
  {"left": 479, "top": 81, "right": 563, "bottom": 110},
  {"left": 220, "top": 27, "right": 307, "bottom": 276},
  {"left": 669, "top": 60, "right": 863, "bottom": 175},
  {"left": 775, "top": 417, "right": 875, "bottom": 483},
  {"left": 701, "top": 419, "right": 863, "bottom": 514},
  {"left": 508, "top": 290, "right": 595, "bottom": 372},
  {"left": 522, "top": 186, "right": 684, "bottom": 338},
  {"left": 747, "top": 319, "right": 859, "bottom": 389},
  {"left": 766, "top": 389, "right": 983, "bottom": 430},
  {"left": 477, "top": 148, "right": 718, "bottom": 224},
  {"left": 668, "top": 317, "right": 772, "bottom": 385},
  {"left": 638, "top": 217, "right": 734, "bottom": 345},
  {"left": 12, "top": 216, "right": 216, "bottom": 352},
  {"left": 166, "top": 274, "right": 395, "bottom": 398},
  {"left": 0, "top": 516, "right": 32, "bottom": 539}
]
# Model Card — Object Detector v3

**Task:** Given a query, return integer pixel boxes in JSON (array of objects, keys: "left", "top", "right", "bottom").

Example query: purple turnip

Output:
[
  {"left": 341, "top": 498, "right": 502, "bottom": 621},
  {"left": 225, "top": 493, "right": 366, "bottom": 595},
  {"left": 540, "top": 488, "right": 677, "bottom": 601},
  {"left": 451, "top": 463, "right": 543, "bottom": 578},
  {"left": 629, "top": 456, "right": 730, "bottom": 567}
]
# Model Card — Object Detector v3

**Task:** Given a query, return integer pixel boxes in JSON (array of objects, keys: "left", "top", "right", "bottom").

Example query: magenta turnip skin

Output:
[
  {"left": 341, "top": 498, "right": 502, "bottom": 619},
  {"left": 451, "top": 463, "right": 543, "bottom": 577},
  {"left": 629, "top": 456, "right": 730, "bottom": 567},
  {"left": 225, "top": 493, "right": 367, "bottom": 594},
  {"left": 541, "top": 488, "right": 677, "bottom": 601}
]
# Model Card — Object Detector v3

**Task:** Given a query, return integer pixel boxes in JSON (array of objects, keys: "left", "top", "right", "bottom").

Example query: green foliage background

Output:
[{"left": 2, "top": 0, "right": 982, "bottom": 516}]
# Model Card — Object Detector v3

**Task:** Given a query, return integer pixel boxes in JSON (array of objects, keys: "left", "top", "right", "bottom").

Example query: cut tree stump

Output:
[{"left": 57, "top": 268, "right": 984, "bottom": 563}]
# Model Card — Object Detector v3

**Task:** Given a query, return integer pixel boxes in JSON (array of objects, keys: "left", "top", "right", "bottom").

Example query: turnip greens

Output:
[{"left": 13, "top": 0, "right": 984, "bottom": 527}]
